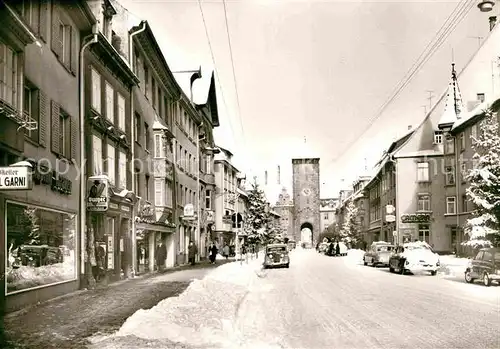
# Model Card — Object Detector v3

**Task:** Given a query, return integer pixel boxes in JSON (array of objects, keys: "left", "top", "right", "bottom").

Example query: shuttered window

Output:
[
  {"left": 118, "top": 151, "right": 127, "bottom": 189},
  {"left": 155, "top": 179, "right": 164, "bottom": 206},
  {"left": 51, "top": 4, "right": 77, "bottom": 73},
  {"left": 17, "top": 1, "right": 41, "bottom": 35},
  {"left": 50, "top": 101, "right": 73, "bottom": 158},
  {"left": 0, "top": 42, "right": 18, "bottom": 108},
  {"left": 92, "top": 135, "right": 103, "bottom": 175},
  {"left": 23, "top": 83, "right": 40, "bottom": 142}
]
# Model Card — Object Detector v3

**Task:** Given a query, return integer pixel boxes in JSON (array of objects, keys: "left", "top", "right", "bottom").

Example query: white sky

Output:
[{"left": 119, "top": 0, "right": 489, "bottom": 202}]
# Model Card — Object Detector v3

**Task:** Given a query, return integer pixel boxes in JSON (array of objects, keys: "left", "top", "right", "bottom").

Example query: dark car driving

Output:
[{"left": 464, "top": 247, "right": 500, "bottom": 286}]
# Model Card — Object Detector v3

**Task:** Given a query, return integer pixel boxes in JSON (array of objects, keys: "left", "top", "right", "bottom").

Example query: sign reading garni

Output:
[
  {"left": 401, "top": 213, "right": 431, "bottom": 223},
  {"left": 0, "top": 166, "right": 32, "bottom": 190},
  {"left": 87, "top": 175, "right": 109, "bottom": 212}
]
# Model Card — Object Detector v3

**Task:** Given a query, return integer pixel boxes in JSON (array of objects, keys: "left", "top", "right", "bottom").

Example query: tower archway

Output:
[{"left": 300, "top": 222, "right": 313, "bottom": 248}]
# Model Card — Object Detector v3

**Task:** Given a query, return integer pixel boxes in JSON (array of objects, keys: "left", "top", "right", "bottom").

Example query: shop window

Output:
[{"left": 5, "top": 201, "right": 77, "bottom": 294}]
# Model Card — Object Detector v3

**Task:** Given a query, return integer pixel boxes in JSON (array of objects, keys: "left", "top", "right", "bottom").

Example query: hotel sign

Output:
[
  {"left": 401, "top": 213, "right": 431, "bottom": 223},
  {"left": 0, "top": 166, "right": 32, "bottom": 190}
]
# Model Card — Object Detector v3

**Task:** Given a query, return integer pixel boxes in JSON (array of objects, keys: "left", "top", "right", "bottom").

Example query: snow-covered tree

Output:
[
  {"left": 340, "top": 200, "right": 361, "bottom": 245},
  {"left": 244, "top": 179, "right": 272, "bottom": 244},
  {"left": 464, "top": 109, "right": 500, "bottom": 247}
]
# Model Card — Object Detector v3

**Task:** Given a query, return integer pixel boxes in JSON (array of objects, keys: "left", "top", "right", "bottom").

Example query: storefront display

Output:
[{"left": 5, "top": 201, "right": 77, "bottom": 294}]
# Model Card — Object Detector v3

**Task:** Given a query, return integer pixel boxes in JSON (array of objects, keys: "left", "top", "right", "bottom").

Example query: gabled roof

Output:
[
  {"left": 438, "top": 63, "right": 464, "bottom": 129},
  {"left": 195, "top": 72, "right": 220, "bottom": 127},
  {"left": 451, "top": 94, "right": 500, "bottom": 133}
]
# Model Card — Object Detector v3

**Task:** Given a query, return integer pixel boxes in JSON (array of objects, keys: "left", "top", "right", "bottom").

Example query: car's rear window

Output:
[
  {"left": 494, "top": 253, "right": 500, "bottom": 261},
  {"left": 268, "top": 247, "right": 286, "bottom": 253},
  {"left": 377, "top": 246, "right": 394, "bottom": 252}
]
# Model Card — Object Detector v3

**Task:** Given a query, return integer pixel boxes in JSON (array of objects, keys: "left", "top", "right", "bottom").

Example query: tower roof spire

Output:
[{"left": 438, "top": 62, "right": 464, "bottom": 129}]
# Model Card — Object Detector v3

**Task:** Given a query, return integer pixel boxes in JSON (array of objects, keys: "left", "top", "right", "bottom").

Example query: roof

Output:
[
  {"left": 394, "top": 149, "right": 442, "bottom": 158},
  {"left": 437, "top": 64, "right": 464, "bottom": 129},
  {"left": 451, "top": 94, "right": 500, "bottom": 133}
]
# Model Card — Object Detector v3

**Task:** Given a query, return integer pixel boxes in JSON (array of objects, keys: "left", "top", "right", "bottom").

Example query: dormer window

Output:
[
  {"left": 102, "top": 0, "right": 117, "bottom": 40},
  {"left": 477, "top": 93, "right": 485, "bottom": 103},
  {"left": 433, "top": 130, "right": 443, "bottom": 144}
]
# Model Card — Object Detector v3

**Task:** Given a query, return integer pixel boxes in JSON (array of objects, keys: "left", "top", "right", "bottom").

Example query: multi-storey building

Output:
[
  {"left": 0, "top": 0, "right": 94, "bottom": 311},
  {"left": 213, "top": 146, "right": 240, "bottom": 247},
  {"left": 84, "top": 0, "right": 139, "bottom": 286},
  {"left": 274, "top": 187, "right": 294, "bottom": 239},
  {"left": 320, "top": 198, "right": 337, "bottom": 234},
  {"left": 128, "top": 17, "right": 180, "bottom": 273}
]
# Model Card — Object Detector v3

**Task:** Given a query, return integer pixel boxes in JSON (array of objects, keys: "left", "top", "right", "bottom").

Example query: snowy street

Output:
[{"left": 91, "top": 248, "right": 500, "bottom": 349}]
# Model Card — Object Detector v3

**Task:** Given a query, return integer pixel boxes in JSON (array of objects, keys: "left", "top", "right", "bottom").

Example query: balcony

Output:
[
  {"left": 200, "top": 172, "right": 216, "bottom": 185},
  {"left": 153, "top": 159, "right": 174, "bottom": 179}
]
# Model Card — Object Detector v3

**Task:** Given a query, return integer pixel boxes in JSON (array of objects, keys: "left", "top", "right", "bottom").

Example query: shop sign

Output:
[
  {"left": 120, "top": 205, "right": 130, "bottom": 212},
  {"left": 401, "top": 213, "right": 431, "bottom": 223},
  {"left": 183, "top": 204, "right": 195, "bottom": 220},
  {"left": 205, "top": 210, "right": 214, "bottom": 223},
  {"left": 0, "top": 166, "right": 32, "bottom": 190},
  {"left": 87, "top": 176, "right": 109, "bottom": 212},
  {"left": 109, "top": 203, "right": 119, "bottom": 210},
  {"left": 31, "top": 164, "right": 72, "bottom": 195}
]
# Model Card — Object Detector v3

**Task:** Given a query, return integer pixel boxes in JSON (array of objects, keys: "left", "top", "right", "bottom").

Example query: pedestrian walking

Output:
[
  {"left": 188, "top": 241, "right": 198, "bottom": 265},
  {"left": 208, "top": 242, "right": 218, "bottom": 264},
  {"left": 335, "top": 242, "right": 340, "bottom": 256},
  {"left": 223, "top": 243, "right": 230, "bottom": 259},
  {"left": 155, "top": 242, "right": 167, "bottom": 271}
]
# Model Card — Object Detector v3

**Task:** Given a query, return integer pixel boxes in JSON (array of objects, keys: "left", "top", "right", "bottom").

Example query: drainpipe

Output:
[
  {"left": 79, "top": 29, "right": 98, "bottom": 284},
  {"left": 454, "top": 135, "right": 460, "bottom": 255},
  {"left": 128, "top": 21, "right": 147, "bottom": 277}
]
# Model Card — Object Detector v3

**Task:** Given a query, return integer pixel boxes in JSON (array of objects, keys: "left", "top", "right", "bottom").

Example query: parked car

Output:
[
  {"left": 364, "top": 242, "right": 395, "bottom": 267},
  {"left": 263, "top": 243, "right": 290, "bottom": 268},
  {"left": 388, "top": 241, "right": 440, "bottom": 275},
  {"left": 317, "top": 242, "right": 329, "bottom": 254},
  {"left": 464, "top": 247, "right": 500, "bottom": 287}
]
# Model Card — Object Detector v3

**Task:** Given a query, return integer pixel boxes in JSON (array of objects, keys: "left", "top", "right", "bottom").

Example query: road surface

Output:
[{"left": 235, "top": 248, "right": 500, "bottom": 349}]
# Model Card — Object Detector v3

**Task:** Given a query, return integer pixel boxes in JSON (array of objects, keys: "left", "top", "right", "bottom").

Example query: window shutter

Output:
[
  {"left": 71, "top": 116, "right": 78, "bottom": 161},
  {"left": 39, "top": 0, "right": 48, "bottom": 41},
  {"left": 38, "top": 91, "right": 48, "bottom": 147},
  {"left": 70, "top": 27, "right": 77, "bottom": 73},
  {"left": 51, "top": 4, "right": 62, "bottom": 58},
  {"left": 51, "top": 100, "right": 60, "bottom": 153}
]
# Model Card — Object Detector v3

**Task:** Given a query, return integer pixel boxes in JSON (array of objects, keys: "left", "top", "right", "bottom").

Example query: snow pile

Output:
[
  {"left": 344, "top": 249, "right": 365, "bottom": 265},
  {"left": 438, "top": 255, "right": 470, "bottom": 277},
  {"left": 90, "top": 258, "right": 264, "bottom": 349},
  {"left": 461, "top": 238, "right": 493, "bottom": 248}
]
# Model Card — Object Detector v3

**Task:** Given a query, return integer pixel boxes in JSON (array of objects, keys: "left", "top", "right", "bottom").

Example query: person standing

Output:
[
  {"left": 188, "top": 241, "right": 198, "bottom": 265},
  {"left": 223, "top": 243, "right": 230, "bottom": 259},
  {"left": 208, "top": 242, "right": 218, "bottom": 264},
  {"left": 335, "top": 242, "right": 341, "bottom": 256},
  {"left": 155, "top": 241, "right": 167, "bottom": 272}
]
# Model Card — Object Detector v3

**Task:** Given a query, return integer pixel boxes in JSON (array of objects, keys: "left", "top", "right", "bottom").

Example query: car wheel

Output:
[
  {"left": 389, "top": 266, "right": 394, "bottom": 273},
  {"left": 430, "top": 270, "right": 437, "bottom": 276},
  {"left": 483, "top": 272, "right": 492, "bottom": 287},
  {"left": 363, "top": 258, "right": 368, "bottom": 266},
  {"left": 464, "top": 270, "right": 475, "bottom": 283},
  {"left": 285, "top": 263, "right": 289, "bottom": 268}
]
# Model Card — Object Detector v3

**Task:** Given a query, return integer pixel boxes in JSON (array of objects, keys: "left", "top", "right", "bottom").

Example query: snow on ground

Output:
[
  {"left": 343, "top": 249, "right": 365, "bottom": 265},
  {"left": 89, "top": 256, "right": 265, "bottom": 349},
  {"left": 438, "top": 255, "right": 470, "bottom": 278}
]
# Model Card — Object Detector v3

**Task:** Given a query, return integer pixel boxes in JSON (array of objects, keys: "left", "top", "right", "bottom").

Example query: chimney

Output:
[
  {"left": 277, "top": 165, "right": 281, "bottom": 185},
  {"left": 407, "top": 125, "right": 412, "bottom": 130},
  {"left": 490, "top": 16, "right": 497, "bottom": 31},
  {"left": 265, "top": 170, "right": 268, "bottom": 185}
]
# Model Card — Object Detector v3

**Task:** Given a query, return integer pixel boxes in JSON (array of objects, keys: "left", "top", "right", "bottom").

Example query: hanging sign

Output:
[{"left": 87, "top": 175, "right": 109, "bottom": 212}]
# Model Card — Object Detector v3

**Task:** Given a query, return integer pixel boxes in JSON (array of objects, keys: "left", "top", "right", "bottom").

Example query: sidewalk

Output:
[{"left": 2, "top": 260, "right": 232, "bottom": 349}]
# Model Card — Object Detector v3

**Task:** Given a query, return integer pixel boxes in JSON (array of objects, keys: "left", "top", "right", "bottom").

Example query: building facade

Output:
[
  {"left": 274, "top": 187, "right": 294, "bottom": 239},
  {"left": 0, "top": 0, "right": 94, "bottom": 311},
  {"left": 84, "top": 0, "right": 139, "bottom": 286},
  {"left": 319, "top": 198, "right": 337, "bottom": 234}
]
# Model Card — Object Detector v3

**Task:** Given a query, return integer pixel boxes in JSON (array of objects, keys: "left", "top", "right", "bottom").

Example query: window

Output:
[
  {"left": 152, "top": 78, "right": 156, "bottom": 108},
  {"left": 155, "top": 179, "right": 164, "bottom": 206},
  {"left": 433, "top": 131, "right": 443, "bottom": 144},
  {"left": 134, "top": 113, "right": 141, "bottom": 143},
  {"left": 103, "top": 14, "right": 112, "bottom": 40},
  {"left": 145, "top": 175, "right": 150, "bottom": 201},
  {"left": 477, "top": 93, "right": 485, "bottom": 103},
  {"left": 154, "top": 134, "right": 164, "bottom": 158},
  {"left": 166, "top": 180, "right": 173, "bottom": 207},
  {"left": 117, "top": 93, "right": 125, "bottom": 130},
  {"left": 18, "top": 1, "right": 41, "bottom": 33},
  {"left": 446, "top": 196, "right": 456, "bottom": 214},
  {"left": 205, "top": 190, "right": 211, "bottom": 209},
  {"left": 180, "top": 184, "right": 184, "bottom": 205},
  {"left": 58, "top": 110, "right": 70, "bottom": 157},
  {"left": 134, "top": 173, "right": 140, "bottom": 198},
  {"left": 418, "top": 224, "right": 430, "bottom": 243},
  {"left": 444, "top": 137, "right": 455, "bottom": 154},
  {"left": 460, "top": 162, "right": 467, "bottom": 182},
  {"left": 417, "top": 194, "right": 431, "bottom": 211},
  {"left": 157, "top": 87, "right": 162, "bottom": 115},
  {"left": 119, "top": 151, "right": 127, "bottom": 189},
  {"left": 462, "top": 195, "right": 467, "bottom": 213},
  {"left": 189, "top": 154, "right": 192, "bottom": 173},
  {"left": 106, "top": 144, "right": 115, "bottom": 185},
  {"left": 92, "top": 135, "right": 103, "bottom": 174},
  {"left": 470, "top": 124, "right": 478, "bottom": 144},
  {"left": 91, "top": 67, "right": 101, "bottom": 112},
  {"left": 323, "top": 213, "right": 329, "bottom": 220},
  {"left": 144, "top": 122, "right": 150, "bottom": 151},
  {"left": 459, "top": 132, "right": 465, "bottom": 151},
  {"left": 445, "top": 166, "right": 455, "bottom": 185},
  {"left": 144, "top": 64, "right": 149, "bottom": 99},
  {"left": 0, "top": 42, "right": 18, "bottom": 107},
  {"left": 206, "top": 155, "right": 212, "bottom": 174},
  {"left": 5, "top": 201, "right": 77, "bottom": 294},
  {"left": 475, "top": 251, "right": 484, "bottom": 260},
  {"left": 416, "top": 162, "right": 429, "bottom": 182},
  {"left": 23, "top": 83, "right": 39, "bottom": 142},
  {"left": 184, "top": 150, "right": 188, "bottom": 170},
  {"left": 60, "top": 22, "right": 72, "bottom": 66},
  {"left": 105, "top": 82, "right": 114, "bottom": 122}
]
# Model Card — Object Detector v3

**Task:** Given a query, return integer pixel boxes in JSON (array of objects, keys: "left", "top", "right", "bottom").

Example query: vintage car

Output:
[
  {"left": 317, "top": 242, "right": 329, "bottom": 254},
  {"left": 325, "top": 242, "right": 348, "bottom": 256},
  {"left": 363, "top": 241, "right": 395, "bottom": 267},
  {"left": 388, "top": 241, "right": 440, "bottom": 275},
  {"left": 464, "top": 247, "right": 500, "bottom": 286},
  {"left": 263, "top": 243, "right": 290, "bottom": 268},
  {"left": 287, "top": 240, "right": 296, "bottom": 250}
]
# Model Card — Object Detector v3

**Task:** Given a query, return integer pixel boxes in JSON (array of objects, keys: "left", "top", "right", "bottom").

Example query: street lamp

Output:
[{"left": 478, "top": 0, "right": 495, "bottom": 12}]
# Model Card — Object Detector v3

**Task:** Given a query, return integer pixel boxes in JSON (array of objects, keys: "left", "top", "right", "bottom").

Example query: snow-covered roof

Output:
[
  {"left": 438, "top": 64, "right": 464, "bottom": 128},
  {"left": 451, "top": 93, "right": 500, "bottom": 132},
  {"left": 394, "top": 149, "right": 442, "bottom": 158}
]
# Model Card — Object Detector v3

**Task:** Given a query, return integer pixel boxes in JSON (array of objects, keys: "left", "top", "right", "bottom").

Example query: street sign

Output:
[
  {"left": 0, "top": 166, "right": 32, "bottom": 190},
  {"left": 386, "top": 214, "right": 396, "bottom": 222}
]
